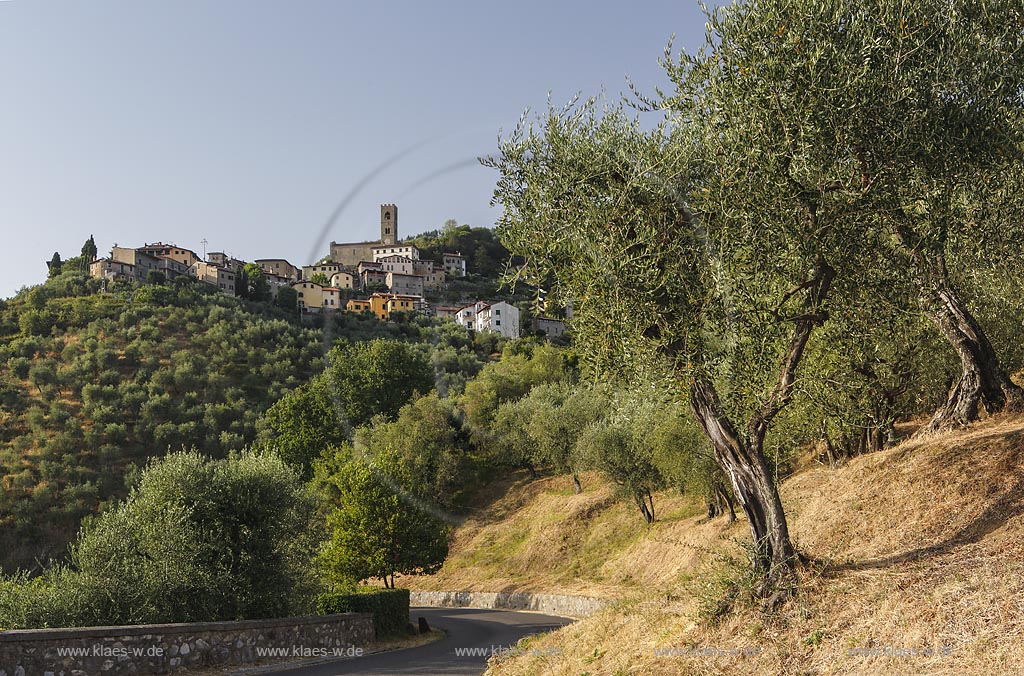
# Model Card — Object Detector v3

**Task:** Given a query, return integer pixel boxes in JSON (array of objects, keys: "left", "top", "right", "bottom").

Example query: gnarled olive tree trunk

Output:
[
  {"left": 689, "top": 376, "right": 796, "bottom": 596},
  {"left": 895, "top": 224, "right": 1024, "bottom": 432},
  {"left": 681, "top": 257, "right": 834, "bottom": 602}
]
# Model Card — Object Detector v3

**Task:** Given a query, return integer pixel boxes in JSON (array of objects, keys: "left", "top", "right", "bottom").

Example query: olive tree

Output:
[
  {"left": 648, "top": 402, "right": 736, "bottom": 522},
  {"left": 577, "top": 416, "right": 663, "bottom": 524},
  {"left": 658, "top": 0, "right": 1024, "bottom": 432},
  {"left": 491, "top": 381, "right": 609, "bottom": 492},
  {"left": 489, "top": 98, "right": 840, "bottom": 596},
  {"left": 525, "top": 382, "right": 609, "bottom": 493},
  {"left": 2, "top": 451, "right": 321, "bottom": 628}
]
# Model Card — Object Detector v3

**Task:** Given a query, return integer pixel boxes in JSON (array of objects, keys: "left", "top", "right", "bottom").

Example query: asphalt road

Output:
[{"left": 270, "top": 607, "right": 572, "bottom": 676}]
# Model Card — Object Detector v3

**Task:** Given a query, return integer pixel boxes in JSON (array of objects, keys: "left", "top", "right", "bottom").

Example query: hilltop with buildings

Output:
[{"left": 84, "top": 204, "right": 567, "bottom": 340}]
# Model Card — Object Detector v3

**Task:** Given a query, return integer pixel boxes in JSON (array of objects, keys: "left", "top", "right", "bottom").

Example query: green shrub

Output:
[
  {"left": 315, "top": 587, "right": 410, "bottom": 638},
  {"left": 0, "top": 451, "right": 322, "bottom": 629}
]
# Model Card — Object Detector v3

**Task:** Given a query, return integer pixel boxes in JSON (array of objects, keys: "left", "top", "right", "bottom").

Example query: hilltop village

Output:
[{"left": 85, "top": 204, "right": 566, "bottom": 340}]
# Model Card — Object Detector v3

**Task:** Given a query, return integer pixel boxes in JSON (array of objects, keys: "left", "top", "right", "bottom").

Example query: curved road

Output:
[{"left": 271, "top": 607, "right": 572, "bottom": 676}]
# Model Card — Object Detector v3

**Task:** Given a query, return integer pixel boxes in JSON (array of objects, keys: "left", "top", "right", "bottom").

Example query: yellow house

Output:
[
  {"left": 292, "top": 281, "right": 324, "bottom": 312},
  {"left": 369, "top": 293, "right": 419, "bottom": 320},
  {"left": 346, "top": 299, "right": 372, "bottom": 313},
  {"left": 346, "top": 293, "right": 421, "bottom": 320},
  {"left": 369, "top": 294, "right": 390, "bottom": 320},
  {"left": 386, "top": 295, "right": 417, "bottom": 317}
]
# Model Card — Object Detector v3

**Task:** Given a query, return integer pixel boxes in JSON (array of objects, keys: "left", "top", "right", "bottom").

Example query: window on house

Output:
[{"left": 496, "top": 320, "right": 501, "bottom": 326}]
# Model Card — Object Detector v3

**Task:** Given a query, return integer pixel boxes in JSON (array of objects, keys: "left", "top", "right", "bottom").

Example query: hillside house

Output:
[
  {"left": 533, "top": 316, "right": 567, "bottom": 338},
  {"left": 292, "top": 280, "right": 323, "bottom": 312},
  {"left": 420, "top": 271, "right": 444, "bottom": 290},
  {"left": 386, "top": 272, "right": 424, "bottom": 297},
  {"left": 190, "top": 261, "right": 236, "bottom": 294},
  {"left": 322, "top": 286, "right": 342, "bottom": 310},
  {"left": 302, "top": 262, "right": 343, "bottom": 280},
  {"left": 357, "top": 260, "right": 383, "bottom": 276},
  {"left": 372, "top": 244, "right": 420, "bottom": 262},
  {"left": 113, "top": 246, "right": 188, "bottom": 281},
  {"left": 207, "top": 252, "right": 247, "bottom": 272},
  {"left": 456, "top": 300, "right": 520, "bottom": 339},
  {"left": 266, "top": 272, "right": 292, "bottom": 297},
  {"left": 377, "top": 255, "right": 416, "bottom": 275},
  {"left": 330, "top": 271, "right": 355, "bottom": 290},
  {"left": 443, "top": 252, "right": 467, "bottom": 278},
  {"left": 137, "top": 243, "right": 201, "bottom": 269},
  {"left": 346, "top": 298, "right": 372, "bottom": 313},
  {"left": 360, "top": 268, "right": 388, "bottom": 290},
  {"left": 432, "top": 305, "right": 462, "bottom": 320},
  {"left": 367, "top": 292, "right": 423, "bottom": 321},
  {"left": 256, "top": 258, "right": 301, "bottom": 282},
  {"left": 412, "top": 259, "right": 435, "bottom": 275},
  {"left": 90, "top": 257, "right": 135, "bottom": 282}
]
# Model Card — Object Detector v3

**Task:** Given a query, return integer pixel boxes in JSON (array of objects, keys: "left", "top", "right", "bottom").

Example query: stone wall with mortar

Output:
[{"left": 0, "top": 613, "right": 373, "bottom": 676}]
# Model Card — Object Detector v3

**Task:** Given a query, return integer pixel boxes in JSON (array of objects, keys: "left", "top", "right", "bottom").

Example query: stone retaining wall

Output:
[
  {"left": 409, "top": 591, "right": 606, "bottom": 618},
  {"left": 0, "top": 613, "right": 373, "bottom": 676}
]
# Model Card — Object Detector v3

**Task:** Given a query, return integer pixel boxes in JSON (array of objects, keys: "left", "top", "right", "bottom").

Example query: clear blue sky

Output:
[{"left": 0, "top": 0, "right": 709, "bottom": 298}]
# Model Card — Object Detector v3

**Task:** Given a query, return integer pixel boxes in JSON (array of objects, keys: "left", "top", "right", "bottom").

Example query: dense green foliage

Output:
[
  {"left": 0, "top": 451, "right": 318, "bottom": 628},
  {"left": 352, "top": 395, "right": 470, "bottom": 508},
  {"left": 0, "top": 272, "right": 322, "bottom": 573},
  {"left": 405, "top": 220, "right": 513, "bottom": 280},
  {"left": 459, "top": 343, "right": 577, "bottom": 431},
  {"left": 0, "top": 269, "right": 502, "bottom": 576},
  {"left": 259, "top": 339, "right": 436, "bottom": 478},
  {"left": 316, "top": 587, "right": 411, "bottom": 638},
  {"left": 316, "top": 446, "right": 450, "bottom": 588},
  {"left": 237, "top": 263, "right": 272, "bottom": 302}
]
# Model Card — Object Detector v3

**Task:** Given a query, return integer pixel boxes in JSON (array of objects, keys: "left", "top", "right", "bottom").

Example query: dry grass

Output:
[
  {"left": 419, "top": 415, "right": 1024, "bottom": 676},
  {"left": 402, "top": 471, "right": 746, "bottom": 598}
]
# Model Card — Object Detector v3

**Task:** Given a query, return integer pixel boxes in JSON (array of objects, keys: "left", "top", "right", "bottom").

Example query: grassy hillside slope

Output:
[
  {"left": 406, "top": 471, "right": 745, "bottom": 599},
  {"left": 0, "top": 280, "right": 325, "bottom": 572},
  {"left": 408, "top": 416, "right": 1024, "bottom": 676},
  {"left": 1, "top": 271, "right": 505, "bottom": 575}
]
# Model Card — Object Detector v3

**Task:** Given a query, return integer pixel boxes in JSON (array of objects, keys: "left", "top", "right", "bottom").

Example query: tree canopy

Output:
[{"left": 487, "top": 0, "right": 1024, "bottom": 598}]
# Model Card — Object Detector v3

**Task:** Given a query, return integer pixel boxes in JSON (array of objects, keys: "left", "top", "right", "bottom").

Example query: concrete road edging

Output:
[{"left": 409, "top": 591, "right": 606, "bottom": 619}]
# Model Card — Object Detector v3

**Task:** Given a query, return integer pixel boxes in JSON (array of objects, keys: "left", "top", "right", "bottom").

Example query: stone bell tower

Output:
[{"left": 380, "top": 204, "right": 398, "bottom": 245}]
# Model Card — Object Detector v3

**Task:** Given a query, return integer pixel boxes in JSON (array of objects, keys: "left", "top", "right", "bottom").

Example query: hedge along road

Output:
[{"left": 270, "top": 607, "right": 573, "bottom": 675}]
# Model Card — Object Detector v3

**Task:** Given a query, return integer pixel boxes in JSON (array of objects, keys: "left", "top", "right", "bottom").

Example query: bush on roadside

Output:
[
  {"left": 0, "top": 450, "right": 322, "bottom": 629},
  {"left": 315, "top": 587, "right": 411, "bottom": 638}
]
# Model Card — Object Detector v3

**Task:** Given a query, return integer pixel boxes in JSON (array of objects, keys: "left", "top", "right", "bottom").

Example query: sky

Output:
[{"left": 0, "top": 0, "right": 709, "bottom": 298}]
